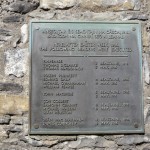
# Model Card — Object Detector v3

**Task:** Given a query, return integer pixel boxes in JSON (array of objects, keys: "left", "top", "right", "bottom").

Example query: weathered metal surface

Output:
[{"left": 30, "top": 22, "right": 143, "bottom": 134}]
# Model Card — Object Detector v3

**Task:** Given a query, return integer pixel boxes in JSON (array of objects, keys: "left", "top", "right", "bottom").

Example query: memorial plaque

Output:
[{"left": 30, "top": 21, "right": 144, "bottom": 134}]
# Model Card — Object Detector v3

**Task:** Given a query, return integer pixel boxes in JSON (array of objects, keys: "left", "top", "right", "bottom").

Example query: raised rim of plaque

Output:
[{"left": 29, "top": 21, "right": 144, "bottom": 134}]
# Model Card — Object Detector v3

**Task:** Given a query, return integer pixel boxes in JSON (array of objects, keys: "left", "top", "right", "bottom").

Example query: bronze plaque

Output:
[{"left": 30, "top": 21, "right": 144, "bottom": 134}]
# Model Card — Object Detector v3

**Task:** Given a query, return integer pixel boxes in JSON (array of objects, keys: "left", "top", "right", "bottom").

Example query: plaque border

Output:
[{"left": 29, "top": 21, "right": 144, "bottom": 135}]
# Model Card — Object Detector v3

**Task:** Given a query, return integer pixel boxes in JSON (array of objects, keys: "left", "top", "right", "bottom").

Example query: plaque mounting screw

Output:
[
  {"left": 134, "top": 123, "right": 138, "bottom": 128},
  {"left": 36, "top": 27, "right": 40, "bottom": 30},
  {"left": 132, "top": 27, "right": 136, "bottom": 31},
  {"left": 34, "top": 124, "right": 39, "bottom": 129}
]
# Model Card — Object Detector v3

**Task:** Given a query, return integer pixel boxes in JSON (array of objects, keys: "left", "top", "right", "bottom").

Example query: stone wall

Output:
[{"left": 0, "top": 0, "right": 150, "bottom": 149}]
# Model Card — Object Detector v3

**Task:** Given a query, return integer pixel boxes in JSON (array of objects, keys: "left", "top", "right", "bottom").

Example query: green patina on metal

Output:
[{"left": 29, "top": 21, "right": 143, "bottom": 134}]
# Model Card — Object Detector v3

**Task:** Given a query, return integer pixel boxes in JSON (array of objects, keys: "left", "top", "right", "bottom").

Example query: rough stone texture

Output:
[
  {"left": 10, "top": 116, "right": 23, "bottom": 125},
  {"left": 0, "top": 95, "right": 28, "bottom": 115},
  {"left": 28, "top": 10, "right": 55, "bottom": 19},
  {"left": 0, "top": 126, "right": 8, "bottom": 142},
  {"left": 0, "top": 83, "right": 23, "bottom": 93},
  {"left": 40, "top": 0, "right": 141, "bottom": 11},
  {"left": 143, "top": 144, "right": 150, "bottom": 150},
  {"left": 0, "top": 28, "right": 12, "bottom": 46},
  {"left": 146, "top": 108, "right": 150, "bottom": 125},
  {"left": 125, "top": 13, "right": 148, "bottom": 21},
  {"left": 0, "top": 115, "right": 11, "bottom": 124},
  {"left": 68, "top": 136, "right": 117, "bottom": 149},
  {"left": 3, "top": 138, "right": 19, "bottom": 145},
  {"left": 40, "top": 0, "right": 76, "bottom": 10},
  {"left": 0, "top": 0, "right": 150, "bottom": 149},
  {"left": 7, "top": 124, "right": 23, "bottom": 132},
  {"left": 30, "top": 135, "right": 77, "bottom": 142},
  {"left": 143, "top": 25, "right": 150, "bottom": 47},
  {"left": 21, "top": 24, "right": 28, "bottom": 44},
  {"left": 3, "top": 15, "right": 24, "bottom": 23},
  {"left": 0, "top": 29, "right": 11, "bottom": 37},
  {"left": 4, "top": 49, "right": 28, "bottom": 77},
  {"left": 19, "top": 135, "right": 77, "bottom": 148},
  {"left": 7, "top": 1, "right": 39, "bottom": 14},
  {"left": 144, "top": 54, "right": 150, "bottom": 84},
  {"left": 56, "top": 11, "right": 124, "bottom": 21},
  {"left": 117, "top": 135, "right": 146, "bottom": 145}
]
